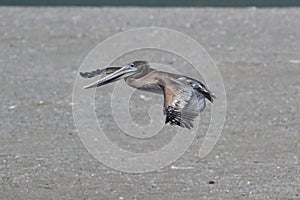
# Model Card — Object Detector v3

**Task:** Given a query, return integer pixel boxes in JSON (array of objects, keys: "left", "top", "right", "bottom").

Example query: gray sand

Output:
[{"left": 0, "top": 7, "right": 299, "bottom": 199}]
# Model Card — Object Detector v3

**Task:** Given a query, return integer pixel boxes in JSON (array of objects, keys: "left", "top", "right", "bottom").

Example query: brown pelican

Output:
[{"left": 80, "top": 61, "right": 215, "bottom": 129}]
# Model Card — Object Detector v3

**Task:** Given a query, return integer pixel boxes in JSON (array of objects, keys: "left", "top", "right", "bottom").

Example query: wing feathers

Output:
[{"left": 160, "top": 78, "right": 208, "bottom": 129}]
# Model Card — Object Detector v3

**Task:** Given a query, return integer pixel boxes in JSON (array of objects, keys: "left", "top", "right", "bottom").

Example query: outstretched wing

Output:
[
  {"left": 159, "top": 79, "right": 206, "bottom": 129},
  {"left": 80, "top": 67, "right": 121, "bottom": 78}
]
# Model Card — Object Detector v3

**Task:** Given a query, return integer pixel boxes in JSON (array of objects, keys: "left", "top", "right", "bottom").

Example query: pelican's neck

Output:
[{"left": 127, "top": 64, "right": 153, "bottom": 79}]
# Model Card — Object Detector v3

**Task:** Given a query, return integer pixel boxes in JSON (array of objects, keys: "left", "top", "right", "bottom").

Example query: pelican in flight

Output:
[{"left": 80, "top": 61, "right": 215, "bottom": 129}]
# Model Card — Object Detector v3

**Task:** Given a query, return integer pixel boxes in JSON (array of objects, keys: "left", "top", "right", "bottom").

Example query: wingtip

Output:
[{"left": 80, "top": 71, "right": 90, "bottom": 78}]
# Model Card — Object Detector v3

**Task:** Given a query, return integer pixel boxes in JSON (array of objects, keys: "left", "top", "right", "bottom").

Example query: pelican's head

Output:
[{"left": 83, "top": 61, "right": 148, "bottom": 89}]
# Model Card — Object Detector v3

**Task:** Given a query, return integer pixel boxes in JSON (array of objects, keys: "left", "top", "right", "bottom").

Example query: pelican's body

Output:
[{"left": 80, "top": 61, "right": 215, "bottom": 129}]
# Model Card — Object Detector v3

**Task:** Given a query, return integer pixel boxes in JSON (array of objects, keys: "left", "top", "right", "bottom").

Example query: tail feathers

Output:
[
  {"left": 181, "top": 77, "right": 215, "bottom": 103},
  {"left": 197, "top": 89, "right": 215, "bottom": 103}
]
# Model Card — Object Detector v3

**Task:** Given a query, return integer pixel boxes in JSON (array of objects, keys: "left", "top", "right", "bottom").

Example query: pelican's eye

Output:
[{"left": 130, "top": 64, "right": 134, "bottom": 67}]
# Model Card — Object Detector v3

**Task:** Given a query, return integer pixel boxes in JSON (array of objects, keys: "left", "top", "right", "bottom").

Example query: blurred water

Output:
[{"left": 1, "top": 0, "right": 299, "bottom": 7}]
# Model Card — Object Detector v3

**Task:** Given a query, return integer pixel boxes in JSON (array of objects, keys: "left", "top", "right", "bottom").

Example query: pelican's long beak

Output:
[{"left": 83, "top": 65, "right": 137, "bottom": 89}]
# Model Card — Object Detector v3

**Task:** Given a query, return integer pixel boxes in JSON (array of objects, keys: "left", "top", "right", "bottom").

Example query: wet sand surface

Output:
[{"left": 0, "top": 7, "right": 299, "bottom": 199}]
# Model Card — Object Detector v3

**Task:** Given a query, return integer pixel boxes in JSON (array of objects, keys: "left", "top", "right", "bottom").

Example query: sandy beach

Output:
[{"left": 0, "top": 7, "right": 299, "bottom": 199}]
